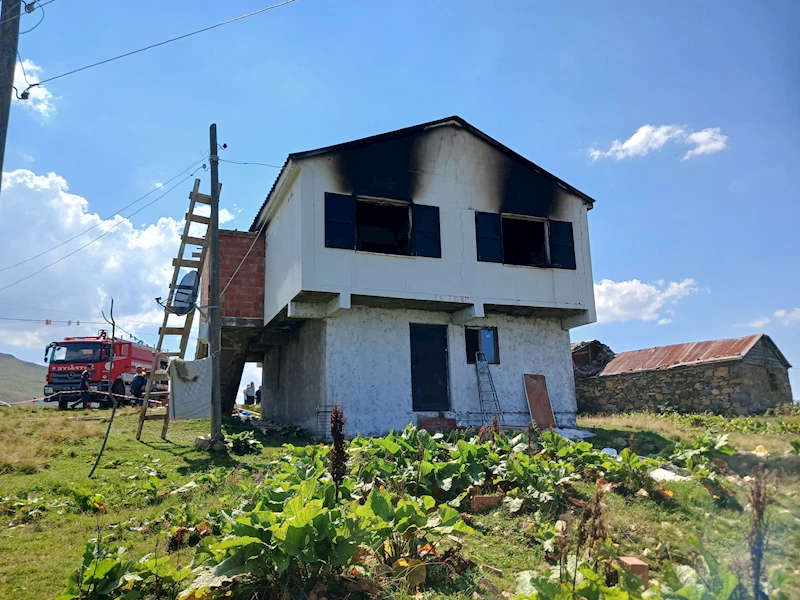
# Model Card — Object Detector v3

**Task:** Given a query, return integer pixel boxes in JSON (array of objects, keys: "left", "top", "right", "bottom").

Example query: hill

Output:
[{"left": 0, "top": 352, "right": 46, "bottom": 404}]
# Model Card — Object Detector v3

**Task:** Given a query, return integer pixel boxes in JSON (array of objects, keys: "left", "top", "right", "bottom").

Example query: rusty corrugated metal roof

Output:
[{"left": 598, "top": 334, "right": 764, "bottom": 376}]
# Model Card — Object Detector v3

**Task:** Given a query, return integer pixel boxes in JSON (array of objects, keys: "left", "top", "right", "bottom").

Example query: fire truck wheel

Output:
[{"left": 57, "top": 394, "right": 68, "bottom": 411}]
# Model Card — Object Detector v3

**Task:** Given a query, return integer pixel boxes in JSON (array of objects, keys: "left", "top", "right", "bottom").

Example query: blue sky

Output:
[{"left": 1, "top": 0, "right": 798, "bottom": 397}]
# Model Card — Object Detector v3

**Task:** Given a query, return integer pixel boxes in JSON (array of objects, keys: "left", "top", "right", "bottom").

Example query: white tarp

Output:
[{"left": 168, "top": 357, "right": 211, "bottom": 420}]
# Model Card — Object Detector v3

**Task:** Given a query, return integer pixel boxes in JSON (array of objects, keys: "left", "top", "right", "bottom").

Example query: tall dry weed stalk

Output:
[
  {"left": 328, "top": 405, "right": 347, "bottom": 502},
  {"left": 748, "top": 464, "right": 771, "bottom": 600}
]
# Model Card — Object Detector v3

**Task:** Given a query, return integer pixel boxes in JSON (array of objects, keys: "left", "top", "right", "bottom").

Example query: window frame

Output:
[
  {"left": 465, "top": 326, "right": 500, "bottom": 364},
  {"left": 500, "top": 213, "right": 550, "bottom": 268},
  {"left": 354, "top": 196, "right": 413, "bottom": 256}
]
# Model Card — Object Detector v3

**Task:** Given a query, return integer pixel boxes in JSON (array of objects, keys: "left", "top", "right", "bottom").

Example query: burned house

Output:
[
  {"left": 201, "top": 116, "right": 598, "bottom": 436},
  {"left": 573, "top": 334, "right": 793, "bottom": 415}
]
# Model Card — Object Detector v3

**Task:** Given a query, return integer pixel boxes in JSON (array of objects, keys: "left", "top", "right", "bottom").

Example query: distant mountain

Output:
[{"left": 0, "top": 353, "right": 47, "bottom": 405}]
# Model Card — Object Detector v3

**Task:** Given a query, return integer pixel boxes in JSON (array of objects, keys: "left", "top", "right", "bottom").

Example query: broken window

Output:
[
  {"left": 356, "top": 199, "right": 411, "bottom": 255},
  {"left": 325, "top": 192, "right": 441, "bottom": 258},
  {"left": 465, "top": 327, "right": 499, "bottom": 364},
  {"left": 474, "top": 211, "right": 576, "bottom": 270},
  {"left": 502, "top": 216, "right": 547, "bottom": 267}
]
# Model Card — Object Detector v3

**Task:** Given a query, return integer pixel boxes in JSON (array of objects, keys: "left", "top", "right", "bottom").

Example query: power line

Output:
[
  {"left": 219, "top": 158, "right": 282, "bottom": 169},
  {"left": 18, "top": 0, "right": 43, "bottom": 35},
  {"left": 0, "top": 1, "right": 23, "bottom": 27},
  {"left": 0, "top": 155, "right": 208, "bottom": 274},
  {"left": 22, "top": 0, "right": 297, "bottom": 93},
  {"left": 0, "top": 168, "right": 203, "bottom": 294},
  {"left": 0, "top": 301, "right": 165, "bottom": 326}
]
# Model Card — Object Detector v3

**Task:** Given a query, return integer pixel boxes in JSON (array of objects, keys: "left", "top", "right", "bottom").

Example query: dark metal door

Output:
[{"left": 409, "top": 323, "right": 450, "bottom": 411}]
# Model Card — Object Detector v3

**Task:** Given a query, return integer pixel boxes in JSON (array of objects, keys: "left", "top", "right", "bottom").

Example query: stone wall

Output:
[{"left": 576, "top": 360, "right": 791, "bottom": 415}]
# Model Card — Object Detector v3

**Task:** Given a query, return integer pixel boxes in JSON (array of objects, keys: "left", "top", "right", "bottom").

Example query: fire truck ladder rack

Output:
[{"left": 136, "top": 179, "right": 216, "bottom": 440}]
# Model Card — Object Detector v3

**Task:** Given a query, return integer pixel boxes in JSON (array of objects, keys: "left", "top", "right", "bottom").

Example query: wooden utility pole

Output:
[
  {"left": 0, "top": 0, "right": 21, "bottom": 191},
  {"left": 209, "top": 123, "right": 222, "bottom": 441}
]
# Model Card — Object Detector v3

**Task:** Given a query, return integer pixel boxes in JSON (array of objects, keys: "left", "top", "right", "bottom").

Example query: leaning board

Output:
[{"left": 522, "top": 374, "right": 556, "bottom": 429}]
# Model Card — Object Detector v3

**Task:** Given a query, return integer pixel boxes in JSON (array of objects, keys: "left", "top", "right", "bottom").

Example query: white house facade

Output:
[{"left": 247, "top": 117, "right": 597, "bottom": 436}]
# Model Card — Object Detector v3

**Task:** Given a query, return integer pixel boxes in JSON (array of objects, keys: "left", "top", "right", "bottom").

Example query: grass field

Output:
[{"left": 1, "top": 405, "right": 798, "bottom": 599}]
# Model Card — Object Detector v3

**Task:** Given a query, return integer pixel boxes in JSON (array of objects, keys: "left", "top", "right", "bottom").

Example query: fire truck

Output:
[{"left": 43, "top": 331, "right": 168, "bottom": 410}]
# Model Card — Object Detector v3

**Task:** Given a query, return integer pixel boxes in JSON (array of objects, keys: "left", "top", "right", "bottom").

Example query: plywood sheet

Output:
[{"left": 523, "top": 374, "right": 556, "bottom": 429}]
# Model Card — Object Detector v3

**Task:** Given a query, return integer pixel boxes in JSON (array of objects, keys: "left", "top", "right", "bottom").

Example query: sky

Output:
[{"left": 1, "top": 0, "right": 799, "bottom": 399}]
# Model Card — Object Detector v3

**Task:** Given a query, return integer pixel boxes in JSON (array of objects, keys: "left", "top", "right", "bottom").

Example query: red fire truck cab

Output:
[{"left": 43, "top": 331, "right": 167, "bottom": 409}]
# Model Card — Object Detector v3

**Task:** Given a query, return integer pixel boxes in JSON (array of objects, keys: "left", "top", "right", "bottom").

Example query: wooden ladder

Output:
[{"left": 136, "top": 179, "right": 216, "bottom": 440}]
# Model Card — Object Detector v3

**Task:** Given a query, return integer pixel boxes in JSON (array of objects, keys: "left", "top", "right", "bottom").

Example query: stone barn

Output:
[{"left": 573, "top": 334, "right": 793, "bottom": 415}]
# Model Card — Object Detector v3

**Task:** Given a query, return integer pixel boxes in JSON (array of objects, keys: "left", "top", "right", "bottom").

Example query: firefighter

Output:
[
  {"left": 131, "top": 366, "right": 147, "bottom": 405},
  {"left": 79, "top": 368, "right": 92, "bottom": 409}
]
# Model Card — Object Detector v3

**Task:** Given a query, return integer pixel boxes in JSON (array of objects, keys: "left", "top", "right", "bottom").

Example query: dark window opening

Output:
[
  {"left": 768, "top": 369, "right": 780, "bottom": 391},
  {"left": 502, "top": 216, "right": 547, "bottom": 267},
  {"left": 465, "top": 327, "right": 499, "bottom": 364},
  {"left": 356, "top": 200, "right": 411, "bottom": 255}
]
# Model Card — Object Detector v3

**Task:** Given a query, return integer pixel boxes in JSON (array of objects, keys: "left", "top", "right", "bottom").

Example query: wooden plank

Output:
[
  {"left": 522, "top": 374, "right": 556, "bottom": 430},
  {"left": 183, "top": 235, "right": 207, "bottom": 247},
  {"left": 143, "top": 413, "right": 167, "bottom": 421},
  {"left": 172, "top": 258, "right": 201, "bottom": 269},
  {"left": 159, "top": 351, "right": 182, "bottom": 357},
  {"left": 159, "top": 327, "right": 186, "bottom": 336},
  {"left": 149, "top": 370, "right": 170, "bottom": 381},
  {"left": 191, "top": 192, "right": 212, "bottom": 205},
  {"left": 186, "top": 213, "right": 210, "bottom": 225},
  {"left": 191, "top": 251, "right": 203, "bottom": 258}
]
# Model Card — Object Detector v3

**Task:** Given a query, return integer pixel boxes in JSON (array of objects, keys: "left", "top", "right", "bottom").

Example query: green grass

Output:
[
  {"left": 1, "top": 406, "right": 799, "bottom": 599},
  {"left": 0, "top": 407, "right": 302, "bottom": 599}
]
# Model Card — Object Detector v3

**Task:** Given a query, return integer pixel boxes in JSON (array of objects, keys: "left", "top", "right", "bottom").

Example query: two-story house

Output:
[{"left": 204, "top": 116, "right": 597, "bottom": 436}]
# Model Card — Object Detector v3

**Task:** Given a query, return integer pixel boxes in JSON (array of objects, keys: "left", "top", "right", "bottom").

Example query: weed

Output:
[
  {"left": 748, "top": 464, "right": 772, "bottom": 600},
  {"left": 329, "top": 404, "right": 347, "bottom": 502}
]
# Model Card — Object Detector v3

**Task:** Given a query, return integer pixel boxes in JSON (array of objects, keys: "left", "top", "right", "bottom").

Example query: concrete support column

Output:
[{"left": 220, "top": 343, "right": 249, "bottom": 415}]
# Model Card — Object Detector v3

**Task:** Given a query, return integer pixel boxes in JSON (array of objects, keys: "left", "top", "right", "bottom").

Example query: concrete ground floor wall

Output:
[{"left": 261, "top": 305, "right": 577, "bottom": 437}]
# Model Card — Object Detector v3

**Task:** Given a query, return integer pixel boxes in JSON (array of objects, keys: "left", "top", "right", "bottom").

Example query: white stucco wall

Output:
[
  {"left": 323, "top": 305, "right": 577, "bottom": 437},
  {"left": 295, "top": 125, "right": 596, "bottom": 327},
  {"left": 264, "top": 183, "right": 302, "bottom": 323}
]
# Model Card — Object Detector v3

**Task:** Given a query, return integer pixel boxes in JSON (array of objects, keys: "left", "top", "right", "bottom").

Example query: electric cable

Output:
[
  {"left": 0, "top": 155, "right": 208, "bottom": 274},
  {"left": 0, "top": 167, "right": 205, "bottom": 294},
  {"left": 19, "top": 0, "right": 43, "bottom": 34},
  {"left": 218, "top": 158, "right": 282, "bottom": 169},
  {"left": 22, "top": 0, "right": 297, "bottom": 94}
]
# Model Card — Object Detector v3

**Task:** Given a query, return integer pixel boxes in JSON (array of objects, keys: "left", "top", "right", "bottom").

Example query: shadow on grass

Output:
[{"left": 582, "top": 426, "right": 676, "bottom": 456}]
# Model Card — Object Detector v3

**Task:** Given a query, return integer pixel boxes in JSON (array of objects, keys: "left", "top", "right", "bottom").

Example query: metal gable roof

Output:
[
  {"left": 249, "top": 116, "right": 596, "bottom": 232},
  {"left": 598, "top": 334, "right": 790, "bottom": 376}
]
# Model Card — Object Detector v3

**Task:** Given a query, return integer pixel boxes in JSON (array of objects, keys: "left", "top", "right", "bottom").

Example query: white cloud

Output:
[
  {"left": 0, "top": 168, "right": 189, "bottom": 353},
  {"left": 683, "top": 128, "right": 728, "bottom": 160},
  {"left": 734, "top": 317, "right": 771, "bottom": 329},
  {"left": 13, "top": 59, "right": 56, "bottom": 118},
  {"left": 589, "top": 124, "right": 728, "bottom": 161},
  {"left": 594, "top": 278, "right": 699, "bottom": 324},
  {"left": 774, "top": 308, "right": 800, "bottom": 326},
  {"left": 194, "top": 204, "right": 235, "bottom": 225}
]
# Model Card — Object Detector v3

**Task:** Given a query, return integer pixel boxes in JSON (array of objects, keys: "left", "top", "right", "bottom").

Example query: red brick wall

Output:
[{"left": 200, "top": 230, "right": 265, "bottom": 320}]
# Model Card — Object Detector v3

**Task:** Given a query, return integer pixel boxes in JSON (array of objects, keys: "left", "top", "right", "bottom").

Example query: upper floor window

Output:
[
  {"left": 325, "top": 193, "right": 441, "bottom": 258},
  {"left": 475, "top": 211, "right": 576, "bottom": 269}
]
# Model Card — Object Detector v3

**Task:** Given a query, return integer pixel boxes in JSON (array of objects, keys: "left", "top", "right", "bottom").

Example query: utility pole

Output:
[
  {"left": 0, "top": 0, "right": 21, "bottom": 191},
  {"left": 209, "top": 123, "right": 223, "bottom": 441}
]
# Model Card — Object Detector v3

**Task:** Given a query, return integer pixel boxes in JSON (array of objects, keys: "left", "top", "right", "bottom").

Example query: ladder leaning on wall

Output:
[
  {"left": 475, "top": 351, "right": 504, "bottom": 425},
  {"left": 136, "top": 179, "right": 213, "bottom": 440}
]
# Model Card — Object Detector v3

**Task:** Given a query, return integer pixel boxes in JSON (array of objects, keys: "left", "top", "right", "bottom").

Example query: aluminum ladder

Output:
[{"left": 475, "top": 351, "right": 503, "bottom": 425}]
